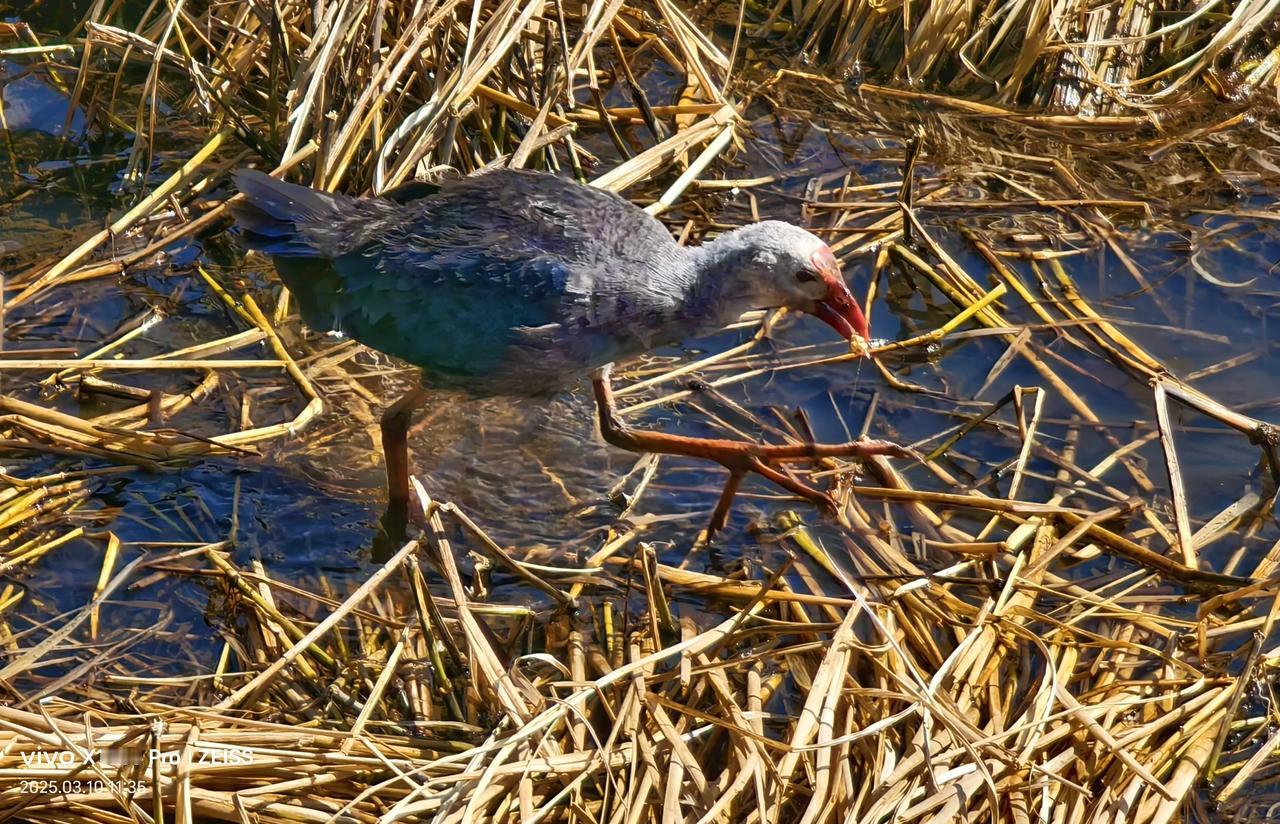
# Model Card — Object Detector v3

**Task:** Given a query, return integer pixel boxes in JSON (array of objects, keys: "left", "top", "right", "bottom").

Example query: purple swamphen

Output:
[{"left": 231, "top": 167, "right": 910, "bottom": 536}]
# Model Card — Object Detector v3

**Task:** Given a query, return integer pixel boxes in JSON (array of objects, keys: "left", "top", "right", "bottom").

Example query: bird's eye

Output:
[{"left": 795, "top": 269, "right": 817, "bottom": 283}]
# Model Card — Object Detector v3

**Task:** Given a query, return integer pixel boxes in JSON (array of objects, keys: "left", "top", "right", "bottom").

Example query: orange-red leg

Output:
[
  {"left": 592, "top": 364, "right": 915, "bottom": 537},
  {"left": 380, "top": 386, "right": 430, "bottom": 536},
  {"left": 707, "top": 470, "right": 746, "bottom": 535}
]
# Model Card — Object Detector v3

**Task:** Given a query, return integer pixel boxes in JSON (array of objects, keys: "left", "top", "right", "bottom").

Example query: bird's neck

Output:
[{"left": 678, "top": 231, "right": 761, "bottom": 333}]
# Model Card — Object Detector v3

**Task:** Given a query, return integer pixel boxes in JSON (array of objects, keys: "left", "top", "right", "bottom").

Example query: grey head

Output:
[{"left": 686, "top": 220, "right": 870, "bottom": 341}]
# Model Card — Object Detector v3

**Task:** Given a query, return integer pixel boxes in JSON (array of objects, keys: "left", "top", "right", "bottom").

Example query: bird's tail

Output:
[{"left": 230, "top": 169, "right": 352, "bottom": 257}]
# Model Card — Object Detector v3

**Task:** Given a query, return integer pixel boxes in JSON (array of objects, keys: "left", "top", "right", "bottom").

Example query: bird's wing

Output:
[{"left": 314, "top": 170, "right": 683, "bottom": 382}]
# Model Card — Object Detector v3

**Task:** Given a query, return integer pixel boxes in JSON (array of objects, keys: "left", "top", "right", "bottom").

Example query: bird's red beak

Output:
[{"left": 810, "top": 248, "right": 870, "bottom": 343}]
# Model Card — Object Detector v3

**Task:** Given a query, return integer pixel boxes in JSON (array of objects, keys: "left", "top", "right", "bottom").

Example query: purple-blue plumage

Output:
[{"left": 232, "top": 168, "right": 868, "bottom": 394}]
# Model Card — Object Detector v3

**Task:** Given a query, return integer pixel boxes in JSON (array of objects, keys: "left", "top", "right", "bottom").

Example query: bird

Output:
[{"left": 231, "top": 167, "right": 911, "bottom": 537}]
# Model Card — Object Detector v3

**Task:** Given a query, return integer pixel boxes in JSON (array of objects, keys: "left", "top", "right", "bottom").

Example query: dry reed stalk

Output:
[{"left": 746, "top": 0, "right": 1279, "bottom": 114}]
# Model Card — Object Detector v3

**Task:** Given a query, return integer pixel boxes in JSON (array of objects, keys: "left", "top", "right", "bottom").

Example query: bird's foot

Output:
[
  {"left": 593, "top": 366, "right": 919, "bottom": 538},
  {"left": 606, "top": 421, "right": 914, "bottom": 540}
]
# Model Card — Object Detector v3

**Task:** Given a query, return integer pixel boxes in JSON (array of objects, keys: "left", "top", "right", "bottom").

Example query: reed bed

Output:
[
  {"left": 1, "top": 2, "right": 1279, "bottom": 822},
  {"left": 739, "top": 0, "right": 1280, "bottom": 114}
]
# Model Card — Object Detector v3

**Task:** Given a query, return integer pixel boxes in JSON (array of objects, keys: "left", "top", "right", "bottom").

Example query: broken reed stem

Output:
[{"left": 10, "top": 128, "right": 231, "bottom": 307}]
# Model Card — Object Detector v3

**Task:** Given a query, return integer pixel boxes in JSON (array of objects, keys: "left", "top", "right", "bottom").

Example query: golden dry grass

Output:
[
  {"left": 0, "top": 2, "right": 1278, "bottom": 823},
  {"left": 746, "top": 0, "right": 1280, "bottom": 114}
]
